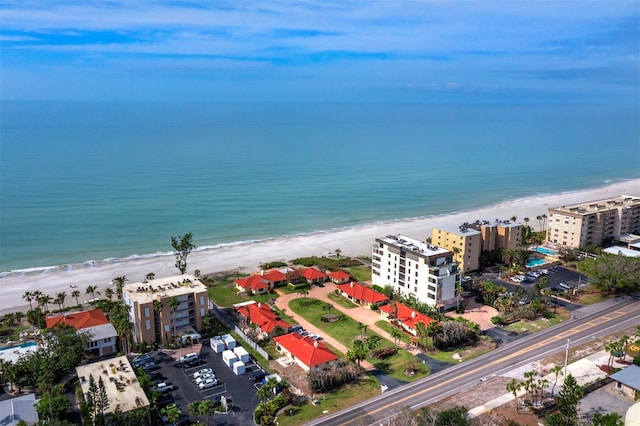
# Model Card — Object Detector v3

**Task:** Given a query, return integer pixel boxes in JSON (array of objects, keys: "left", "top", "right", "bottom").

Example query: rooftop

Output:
[
  {"left": 328, "top": 271, "right": 352, "bottom": 280},
  {"left": 299, "top": 267, "right": 327, "bottom": 280},
  {"left": 123, "top": 274, "right": 207, "bottom": 303},
  {"left": 46, "top": 308, "right": 110, "bottom": 330},
  {"left": 379, "top": 301, "right": 435, "bottom": 330},
  {"left": 337, "top": 282, "right": 388, "bottom": 304},
  {"left": 274, "top": 332, "right": 338, "bottom": 368},
  {"left": 235, "top": 301, "right": 290, "bottom": 334},
  {"left": 376, "top": 234, "right": 451, "bottom": 257},
  {"left": 551, "top": 195, "right": 640, "bottom": 215},
  {"left": 610, "top": 365, "right": 640, "bottom": 390},
  {"left": 235, "top": 275, "right": 270, "bottom": 291},
  {"left": 76, "top": 356, "right": 149, "bottom": 414}
]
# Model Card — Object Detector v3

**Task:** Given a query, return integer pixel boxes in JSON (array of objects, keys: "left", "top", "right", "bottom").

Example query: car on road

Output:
[
  {"left": 193, "top": 368, "right": 213, "bottom": 379},
  {"left": 195, "top": 373, "right": 215, "bottom": 385},
  {"left": 198, "top": 378, "right": 218, "bottom": 389},
  {"left": 155, "top": 382, "right": 175, "bottom": 393}
]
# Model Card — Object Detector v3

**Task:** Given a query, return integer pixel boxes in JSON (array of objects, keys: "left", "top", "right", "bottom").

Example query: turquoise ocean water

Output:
[{"left": 1, "top": 102, "right": 638, "bottom": 272}]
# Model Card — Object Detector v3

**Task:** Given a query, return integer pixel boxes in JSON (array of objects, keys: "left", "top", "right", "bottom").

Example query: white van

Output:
[
  {"left": 559, "top": 282, "right": 572, "bottom": 291},
  {"left": 179, "top": 352, "right": 199, "bottom": 363}
]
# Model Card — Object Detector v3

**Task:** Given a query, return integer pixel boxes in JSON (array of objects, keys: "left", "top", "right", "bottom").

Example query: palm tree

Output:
[
  {"left": 550, "top": 365, "right": 563, "bottom": 396},
  {"left": 346, "top": 339, "right": 367, "bottom": 367},
  {"left": 296, "top": 288, "right": 309, "bottom": 299},
  {"left": 194, "top": 269, "right": 201, "bottom": 278},
  {"left": 335, "top": 248, "right": 342, "bottom": 267},
  {"left": 187, "top": 401, "right": 201, "bottom": 425},
  {"left": 85, "top": 285, "right": 100, "bottom": 300},
  {"left": 506, "top": 379, "right": 521, "bottom": 412},
  {"left": 112, "top": 275, "right": 128, "bottom": 300},
  {"left": 390, "top": 328, "right": 403, "bottom": 348},
  {"left": 53, "top": 294, "right": 63, "bottom": 311},
  {"left": 199, "top": 399, "right": 216, "bottom": 425},
  {"left": 145, "top": 272, "right": 155, "bottom": 282},
  {"left": 22, "top": 291, "right": 34, "bottom": 310},
  {"left": 71, "top": 290, "right": 81, "bottom": 306},
  {"left": 38, "top": 294, "right": 53, "bottom": 312},
  {"left": 104, "top": 288, "right": 114, "bottom": 301},
  {"left": 56, "top": 291, "right": 67, "bottom": 310},
  {"left": 168, "top": 296, "right": 180, "bottom": 344}
]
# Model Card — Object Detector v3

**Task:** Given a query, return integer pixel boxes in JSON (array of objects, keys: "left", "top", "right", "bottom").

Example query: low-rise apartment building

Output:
[
  {"left": 432, "top": 219, "right": 521, "bottom": 272},
  {"left": 46, "top": 308, "right": 118, "bottom": 358},
  {"left": 547, "top": 195, "right": 640, "bottom": 248},
  {"left": 122, "top": 274, "right": 209, "bottom": 346},
  {"left": 371, "top": 234, "right": 459, "bottom": 309}
]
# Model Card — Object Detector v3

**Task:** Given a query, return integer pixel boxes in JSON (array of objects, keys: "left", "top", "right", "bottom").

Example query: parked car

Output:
[
  {"left": 290, "top": 325, "right": 303, "bottom": 332},
  {"left": 148, "top": 372, "right": 165, "bottom": 382},
  {"left": 195, "top": 373, "right": 215, "bottom": 385},
  {"left": 193, "top": 368, "right": 213, "bottom": 379},
  {"left": 155, "top": 382, "right": 175, "bottom": 393},
  {"left": 182, "top": 357, "right": 205, "bottom": 368},
  {"left": 179, "top": 352, "right": 199, "bottom": 363},
  {"left": 132, "top": 354, "right": 153, "bottom": 367},
  {"left": 141, "top": 361, "right": 159, "bottom": 371},
  {"left": 461, "top": 276, "right": 472, "bottom": 283},
  {"left": 198, "top": 378, "right": 218, "bottom": 389},
  {"left": 251, "top": 371, "right": 267, "bottom": 383}
]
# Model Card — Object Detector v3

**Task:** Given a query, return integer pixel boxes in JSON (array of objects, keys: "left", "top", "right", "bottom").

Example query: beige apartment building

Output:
[
  {"left": 432, "top": 219, "right": 522, "bottom": 272},
  {"left": 122, "top": 274, "right": 209, "bottom": 346},
  {"left": 547, "top": 195, "right": 640, "bottom": 248}
]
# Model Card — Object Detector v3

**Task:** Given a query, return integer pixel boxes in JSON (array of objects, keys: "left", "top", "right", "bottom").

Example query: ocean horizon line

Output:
[{"left": 3, "top": 177, "right": 637, "bottom": 277}]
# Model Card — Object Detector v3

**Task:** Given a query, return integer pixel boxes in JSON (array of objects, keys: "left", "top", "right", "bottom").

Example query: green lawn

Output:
[
  {"left": 327, "top": 292, "right": 359, "bottom": 309},
  {"left": 276, "top": 376, "right": 380, "bottom": 426},
  {"left": 502, "top": 309, "right": 571, "bottom": 334},
  {"left": 289, "top": 297, "right": 427, "bottom": 381},
  {"left": 345, "top": 266, "right": 372, "bottom": 282},
  {"left": 207, "top": 281, "right": 274, "bottom": 307},
  {"left": 375, "top": 320, "right": 412, "bottom": 345},
  {"left": 424, "top": 335, "right": 496, "bottom": 363},
  {"left": 278, "top": 283, "right": 311, "bottom": 295}
]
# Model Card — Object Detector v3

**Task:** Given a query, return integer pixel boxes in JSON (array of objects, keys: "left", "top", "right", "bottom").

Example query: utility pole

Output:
[{"left": 563, "top": 339, "right": 570, "bottom": 379}]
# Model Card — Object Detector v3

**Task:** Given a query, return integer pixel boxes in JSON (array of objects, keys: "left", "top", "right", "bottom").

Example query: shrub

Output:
[
  {"left": 261, "top": 261, "right": 287, "bottom": 269},
  {"left": 491, "top": 316, "right": 505, "bottom": 325},
  {"left": 308, "top": 360, "right": 360, "bottom": 393}
]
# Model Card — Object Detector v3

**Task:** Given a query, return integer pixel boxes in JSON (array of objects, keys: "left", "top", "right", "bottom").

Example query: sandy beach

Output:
[{"left": 1, "top": 179, "right": 638, "bottom": 316}]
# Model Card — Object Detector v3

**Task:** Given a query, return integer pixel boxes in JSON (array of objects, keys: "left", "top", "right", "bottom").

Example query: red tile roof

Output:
[
  {"left": 46, "top": 308, "right": 110, "bottom": 330},
  {"left": 328, "top": 271, "right": 352, "bottom": 281},
  {"left": 235, "top": 302, "right": 290, "bottom": 334},
  {"left": 379, "top": 302, "right": 434, "bottom": 330},
  {"left": 235, "top": 275, "right": 270, "bottom": 291},
  {"left": 300, "top": 267, "right": 326, "bottom": 280},
  {"left": 337, "top": 282, "right": 389, "bottom": 304},
  {"left": 273, "top": 333, "right": 337, "bottom": 368},
  {"left": 260, "top": 270, "right": 287, "bottom": 282}
]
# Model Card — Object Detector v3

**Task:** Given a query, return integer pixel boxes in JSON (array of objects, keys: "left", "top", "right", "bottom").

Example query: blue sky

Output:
[{"left": 1, "top": 1, "right": 638, "bottom": 102}]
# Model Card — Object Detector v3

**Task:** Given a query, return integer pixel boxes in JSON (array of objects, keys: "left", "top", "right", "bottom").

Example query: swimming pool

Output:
[
  {"left": 526, "top": 258, "right": 548, "bottom": 268},
  {"left": 534, "top": 247, "right": 558, "bottom": 256},
  {"left": 0, "top": 341, "right": 37, "bottom": 351}
]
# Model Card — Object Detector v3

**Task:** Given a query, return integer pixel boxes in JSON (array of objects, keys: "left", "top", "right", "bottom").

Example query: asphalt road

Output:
[{"left": 306, "top": 296, "right": 640, "bottom": 426}]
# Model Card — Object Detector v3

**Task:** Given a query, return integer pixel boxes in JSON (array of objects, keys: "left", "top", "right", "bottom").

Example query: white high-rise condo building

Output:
[{"left": 371, "top": 234, "right": 459, "bottom": 309}]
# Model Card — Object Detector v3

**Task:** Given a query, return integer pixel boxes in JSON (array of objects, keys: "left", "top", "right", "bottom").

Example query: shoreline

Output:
[{"left": 1, "top": 178, "right": 638, "bottom": 315}]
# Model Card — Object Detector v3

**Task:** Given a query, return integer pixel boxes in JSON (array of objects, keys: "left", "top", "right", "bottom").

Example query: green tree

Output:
[
  {"left": 435, "top": 406, "right": 471, "bottom": 426},
  {"left": 145, "top": 272, "right": 155, "bottom": 281},
  {"left": 71, "top": 290, "right": 81, "bottom": 305},
  {"left": 506, "top": 379, "right": 521, "bottom": 412},
  {"left": 85, "top": 285, "right": 100, "bottom": 301},
  {"left": 556, "top": 374, "right": 584, "bottom": 426},
  {"left": 168, "top": 296, "right": 180, "bottom": 345},
  {"left": 346, "top": 339, "right": 368, "bottom": 367},
  {"left": 199, "top": 399, "right": 216, "bottom": 425},
  {"left": 592, "top": 412, "right": 624, "bottom": 426},
  {"left": 390, "top": 328, "right": 404, "bottom": 348},
  {"left": 188, "top": 401, "right": 201, "bottom": 425},
  {"left": 23, "top": 291, "right": 34, "bottom": 310},
  {"left": 35, "top": 383, "right": 70, "bottom": 421},
  {"left": 104, "top": 288, "right": 114, "bottom": 301},
  {"left": 171, "top": 233, "right": 196, "bottom": 274},
  {"left": 112, "top": 275, "right": 128, "bottom": 300},
  {"left": 365, "top": 335, "right": 381, "bottom": 352},
  {"left": 578, "top": 254, "right": 640, "bottom": 293},
  {"left": 550, "top": 364, "right": 563, "bottom": 396}
]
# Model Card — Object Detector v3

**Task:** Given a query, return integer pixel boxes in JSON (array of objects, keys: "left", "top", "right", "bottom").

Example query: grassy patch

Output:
[
  {"left": 375, "top": 321, "right": 412, "bottom": 345},
  {"left": 276, "top": 376, "right": 380, "bottom": 426},
  {"left": 577, "top": 287, "right": 608, "bottom": 305},
  {"left": 207, "top": 280, "right": 274, "bottom": 307},
  {"left": 278, "top": 284, "right": 310, "bottom": 295},
  {"left": 502, "top": 309, "right": 571, "bottom": 334},
  {"left": 289, "top": 298, "right": 426, "bottom": 381},
  {"left": 272, "top": 306, "right": 298, "bottom": 325},
  {"left": 327, "top": 292, "right": 359, "bottom": 309},
  {"left": 425, "top": 335, "right": 496, "bottom": 363},
  {"left": 345, "top": 266, "right": 372, "bottom": 282}
]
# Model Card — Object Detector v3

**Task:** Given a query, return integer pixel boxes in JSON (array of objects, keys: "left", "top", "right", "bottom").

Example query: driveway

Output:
[{"left": 446, "top": 297, "right": 499, "bottom": 331}]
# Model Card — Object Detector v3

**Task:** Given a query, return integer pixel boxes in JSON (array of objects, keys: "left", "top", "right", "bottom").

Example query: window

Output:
[
  {"left": 200, "top": 308, "right": 205, "bottom": 317},
  {"left": 144, "top": 307, "right": 150, "bottom": 318},
  {"left": 199, "top": 296, "right": 205, "bottom": 305},
  {"left": 145, "top": 320, "right": 151, "bottom": 330}
]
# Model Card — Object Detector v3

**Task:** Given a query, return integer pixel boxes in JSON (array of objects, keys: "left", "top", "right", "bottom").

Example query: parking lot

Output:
[{"left": 134, "top": 340, "right": 265, "bottom": 425}]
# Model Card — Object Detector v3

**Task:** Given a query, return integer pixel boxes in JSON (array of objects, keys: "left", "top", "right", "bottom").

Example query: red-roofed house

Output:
[
  {"left": 328, "top": 270, "right": 352, "bottom": 284},
  {"left": 379, "top": 302, "right": 434, "bottom": 336},
  {"left": 336, "top": 282, "right": 389, "bottom": 308},
  {"left": 299, "top": 267, "right": 327, "bottom": 285},
  {"left": 46, "top": 309, "right": 118, "bottom": 357},
  {"left": 273, "top": 333, "right": 338, "bottom": 371},
  {"left": 235, "top": 302, "right": 291, "bottom": 339},
  {"left": 234, "top": 269, "right": 288, "bottom": 295}
]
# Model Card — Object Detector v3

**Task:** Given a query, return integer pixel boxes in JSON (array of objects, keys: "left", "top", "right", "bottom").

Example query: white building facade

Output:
[{"left": 372, "top": 234, "right": 460, "bottom": 309}]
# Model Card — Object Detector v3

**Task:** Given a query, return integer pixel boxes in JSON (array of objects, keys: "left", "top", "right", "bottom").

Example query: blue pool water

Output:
[
  {"left": 527, "top": 258, "right": 548, "bottom": 268},
  {"left": 534, "top": 247, "right": 558, "bottom": 256},
  {"left": 0, "top": 341, "right": 37, "bottom": 351}
]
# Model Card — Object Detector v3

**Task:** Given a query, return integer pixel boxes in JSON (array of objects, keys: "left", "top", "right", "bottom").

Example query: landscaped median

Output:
[{"left": 288, "top": 297, "right": 428, "bottom": 382}]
